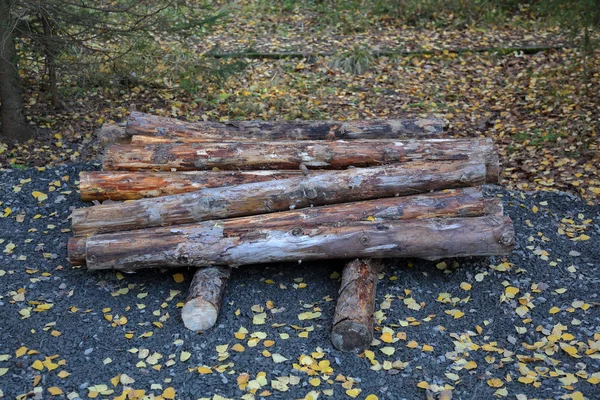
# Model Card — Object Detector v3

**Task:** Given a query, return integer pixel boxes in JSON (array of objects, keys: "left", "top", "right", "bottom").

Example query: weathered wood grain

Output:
[
  {"left": 81, "top": 216, "right": 515, "bottom": 270},
  {"left": 79, "top": 170, "right": 302, "bottom": 201},
  {"left": 71, "top": 160, "right": 489, "bottom": 237},
  {"left": 331, "top": 259, "right": 379, "bottom": 353},
  {"left": 126, "top": 111, "right": 446, "bottom": 141},
  {"left": 68, "top": 187, "right": 495, "bottom": 264},
  {"left": 102, "top": 139, "right": 497, "bottom": 181}
]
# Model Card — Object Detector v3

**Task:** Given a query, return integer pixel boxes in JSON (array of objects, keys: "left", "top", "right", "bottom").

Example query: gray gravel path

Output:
[{"left": 0, "top": 163, "right": 598, "bottom": 400}]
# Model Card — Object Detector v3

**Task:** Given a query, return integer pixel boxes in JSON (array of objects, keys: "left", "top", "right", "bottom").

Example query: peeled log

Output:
[
  {"left": 331, "top": 259, "right": 379, "bottom": 352},
  {"left": 71, "top": 159, "right": 488, "bottom": 237},
  {"left": 181, "top": 266, "right": 231, "bottom": 332},
  {"left": 80, "top": 170, "right": 302, "bottom": 201},
  {"left": 81, "top": 216, "right": 514, "bottom": 270},
  {"left": 103, "top": 138, "right": 498, "bottom": 180},
  {"left": 126, "top": 111, "right": 446, "bottom": 141},
  {"left": 68, "top": 187, "right": 495, "bottom": 264}
]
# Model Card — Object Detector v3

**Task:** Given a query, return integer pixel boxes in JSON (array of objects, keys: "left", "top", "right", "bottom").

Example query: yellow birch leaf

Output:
[{"left": 47, "top": 387, "right": 63, "bottom": 396}]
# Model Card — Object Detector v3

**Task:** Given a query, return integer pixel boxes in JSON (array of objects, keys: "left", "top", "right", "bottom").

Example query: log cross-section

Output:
[{"left": 181, "top": 266, "right": 231, "bottom": 332}]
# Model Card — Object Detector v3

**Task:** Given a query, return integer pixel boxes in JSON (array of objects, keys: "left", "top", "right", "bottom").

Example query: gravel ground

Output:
[{"left": 0, "top": 163, "right": 598, "bottom": 400}]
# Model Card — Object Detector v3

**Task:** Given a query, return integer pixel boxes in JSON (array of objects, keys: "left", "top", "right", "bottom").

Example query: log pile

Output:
[{"left": 71, "top": 113, "right": 514, "bottom": 353}]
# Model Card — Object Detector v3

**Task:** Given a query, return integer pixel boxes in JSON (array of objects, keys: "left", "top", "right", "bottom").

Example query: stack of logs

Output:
[{"left": 68, "top": 111, "right": 514, "bottom": 353}]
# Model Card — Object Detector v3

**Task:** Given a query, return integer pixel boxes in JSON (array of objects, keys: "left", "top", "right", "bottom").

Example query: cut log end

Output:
[
  {"left": 181, "top": 266, "right": 231, "bottom": 333},
  {"left": 181, "top": 299, "right": 219, "bottom": 332},
  {"left": 331, "top": 320, "right": 373, "bottom": 353}
]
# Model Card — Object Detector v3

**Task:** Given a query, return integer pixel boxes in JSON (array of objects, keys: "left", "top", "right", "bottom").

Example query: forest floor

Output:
[
  {"left": 0, "top": 3, "right": 599, "bottom": 400},
  {"left": 0, "top": 1, "right": 599, "bottom": 203}
]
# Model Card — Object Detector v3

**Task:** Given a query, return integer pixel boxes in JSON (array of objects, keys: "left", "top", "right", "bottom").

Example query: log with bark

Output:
[
  {"left": 74, "top": 215, "right": 514, "bottom": 271},
  {"left": 71, "top": 159, "right": 490, "bottom": 237},
  {"left": 126, "top": 111, "right": 446, "bottom": 141},
  {"left": 181, "top": 266, "right": 231, "bottom": 332},
  {"left": 79, "top": 170, "right": 302, "bottom": 201},
  {"left": 68, "top": 187, "right": 498, "bottom": 264},
  {"left": 102, "top": 138, "right": 499, "bottom": 182},
  {"left": 331, "top": 259, "right": 379, "bottom": 353}
]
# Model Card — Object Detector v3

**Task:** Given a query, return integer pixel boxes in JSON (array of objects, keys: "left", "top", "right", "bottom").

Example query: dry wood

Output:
[
  {"left": 79, "top": 170, "right": 302, "bottom": 201},
  {"left": 102, "top": 139, "right": 497, "bottom": 180},
  {"left": 79, "top": 215, "right": 514, "bottom": 270},
  {"left": 331, "top": 259, "right": 379, "bottom": 353},
  {"left": 68, "top": 187, "right": 494, "bottom": 264},
  {"left": 71, "top": 159, "right": 489, "bottom": 237},
  {"left": 126, "top": 111, "right": 446, "bottom": 141},
  {"left": 181, "top": 266, "right": 231, "bottom": 332}
]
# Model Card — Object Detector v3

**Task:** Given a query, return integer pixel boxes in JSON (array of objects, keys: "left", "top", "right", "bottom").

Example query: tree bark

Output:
[
  {"left": 126, "top": 111, "right": 446, "bottom": 141},
  {"left": 80, "top": 170, "right": 302, "bottom": 201},
  {"left": 0, "top": 0, "right": 31, "bottom": 141},
  {"left": 41, "top": 9, "right": 59, "bottom": 109},
  {"left": 181, "top": 266, "right": 231, "bottom": 332},
  {"left": 331, "top": 259, "right": 379, "bottom": 353},
  {"left": 71, "top": 159, "right": 489, "bottom": 237},
  {"left": 68, "top": 187, "right": 496, "bottom": 264},
  {"left": 79, "top": 216, "right": 514, "bottom": 271},
  {"left": 102, "top": 139, "right": 498, "bottom": 181}
]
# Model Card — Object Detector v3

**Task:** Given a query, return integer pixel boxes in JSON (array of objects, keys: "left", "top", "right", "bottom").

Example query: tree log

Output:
[
  {"left": 102, "top": 139, "right": 498, "bottom": 180},
  {"left": 331, "top": 259, "right": 379, "bottom": 353},
  {"left": 79, "top": 216, "right": 514, "bottom": 270},
  {"left": 68, "top": 187, "right": 496, "bottom": 264},
  {"left": 181, "top": 266, "right": 231, "bottom": 332},
  {"left": 79, "top": 170, "right": 302, "bottom": 201},
  {"left": 71, "top": 159, "right": 489, "bottom": 237},
  {"left": 126, "top": 111, "right": 446, "bottom": 141}
]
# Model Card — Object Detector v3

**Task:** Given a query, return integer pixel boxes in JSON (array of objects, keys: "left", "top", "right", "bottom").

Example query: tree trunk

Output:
[
  {"left": 41, "top": 10, "right": 59, "bottom": 109},
  {"left": 126, "top": 111, "right": 446, "bottom": 141},
  {"left": 68, "top": 187, "right": 496, "bottom": 264},
  {"left": 79, "top": 216, "right": 514, "bottom": 271},
  {"left": 102, "top": 139, "right": 498, "bottom": 181},
  {"left": 331, "top": 259, "right": 379, "bottom": 353},
  {"left": 0, "top": 0, "right": 31, "bottom": 141},
  {"left": 80, "top": 170, "right": 302, "bottom": 201},
  {"left": 71, "top": 159, "right": 489, "bottom": 236},
  {"left": 181, "top": 266, "right": 231, "bottom": 332}
]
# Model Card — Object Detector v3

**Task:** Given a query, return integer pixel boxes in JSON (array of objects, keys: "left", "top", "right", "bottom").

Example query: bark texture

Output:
[
  {"left": 80, "top": 216, "right": 514, "bottom": 270},
  {"left": 181, "top": 266, "right": 231, "bottom": 332},
  {"left": 126, "top": 111, "right": 446, "bottom": 141},
  {"left": 102, "top": 139, "right": 497, "bottom": 180},
  {"left": 80, "top": 170, "right": 302, "bottom": 201},
  {"left": 331, "top": 259, "right": 379, "bottom": 353},
  {"left": 0, "top": 0, "right": 32, "bottom": 141},
  {"left": 71, "top": 160, "right": 488, "bottom": 236},
  {"left": 68, "top": 187, "right": 494, "bottom": 265}
]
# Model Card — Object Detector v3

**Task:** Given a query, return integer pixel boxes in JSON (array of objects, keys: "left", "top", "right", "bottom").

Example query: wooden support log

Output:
[
  {"left": 331, "top": 259, "right": 379, "bottom": 353},
  {"left": 68, "top": 187, "right": 496, "bottom": 264},
  {"left": 102, "top": 139, "right": 498, "bottom": 180},
  {"left": 126, "top": 111, "right": 446, "bottom": 141},
  {"left": 79, "top": 170, "right": 302, "bottom": 201},
  {"left": 181, "top": 266, "right": 231, "bottom": 332},
  {"left": 71, "top": 159, "right": 489, "bottom": 237},
  {"left": 79, "top": 216, "right": 515, "bottom": 270}
]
